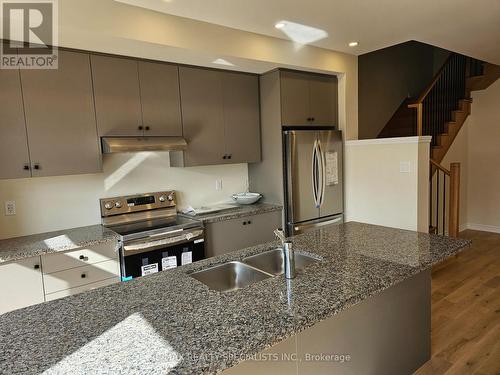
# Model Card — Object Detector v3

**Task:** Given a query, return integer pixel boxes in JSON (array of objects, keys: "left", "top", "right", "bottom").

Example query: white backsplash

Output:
[{"left": 0, "top": 152, "right": 248, "bottom": 239}]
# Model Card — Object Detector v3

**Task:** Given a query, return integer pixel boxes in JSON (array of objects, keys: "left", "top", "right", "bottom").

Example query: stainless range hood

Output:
[{"left": 101, "top": 137, "right": 187, "bottom": 154}]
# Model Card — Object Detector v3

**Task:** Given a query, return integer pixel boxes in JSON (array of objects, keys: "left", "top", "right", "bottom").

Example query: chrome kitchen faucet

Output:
[{"left": 274, "top": 229, "right": 296, "bottom": 279}]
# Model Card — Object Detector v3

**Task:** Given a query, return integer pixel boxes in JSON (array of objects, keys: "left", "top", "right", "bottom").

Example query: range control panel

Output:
[{"left": 100, "top": 191, "right": 176, "bottom": 217}]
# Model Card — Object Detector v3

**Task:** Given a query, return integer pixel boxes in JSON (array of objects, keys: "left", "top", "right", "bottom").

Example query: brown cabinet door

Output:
[
  {"left": 138, "top": 61, "right": 182, "bottom": 136},
  {"left": 309, "top": 74, "right": 338, "bottom": 126},
  {"left": 205, "top": 211, "right": 282, "bottom": 258},
  {"left": 280, "top": 70, "right": 310, "bottom": 125},
  {"left": 222, "top": 72, "right": 261, "bottom": 163},
  {"left": 91, "top": 55, "right": 143, "bottom": 136},
  {"left": 179, "top": 67, "right": 225, "bottom": 166},
  {"left": 0, "top": 45, "right": 31, "bottom": 179},
  {"left": 20, "top": 50, "right": 101, "bottom": 177}
]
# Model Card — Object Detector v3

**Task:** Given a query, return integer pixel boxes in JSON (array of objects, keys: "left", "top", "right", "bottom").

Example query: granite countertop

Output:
[
  {"left": 180, "top": 202, "right": 282, "bottom": 224},
  {"left": 0, "top": 222, "right": 470, "bottom": 374},
  {"left": 0, "top": 225, "right": 120, "bottom": 264}
]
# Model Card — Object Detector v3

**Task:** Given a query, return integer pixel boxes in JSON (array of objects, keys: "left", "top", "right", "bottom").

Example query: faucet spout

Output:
[
  {"left": 283, "top": 242, "right": 296, "bottom": 279},
  {"left": 274, "top": 228, "right": 296, "bottom": 279},
  {"left": 274, "top": 228, "right": 286, "bottom": 245}
]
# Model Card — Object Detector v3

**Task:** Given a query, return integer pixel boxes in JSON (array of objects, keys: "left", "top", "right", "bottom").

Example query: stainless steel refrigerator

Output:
[{"left": 283, "top": 127, "right": 343, "bottom": 236}]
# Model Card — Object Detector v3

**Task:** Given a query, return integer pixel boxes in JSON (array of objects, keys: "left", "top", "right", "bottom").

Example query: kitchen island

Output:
[{"left": 0, "top": 222, "right": 470, "bottom": 374}]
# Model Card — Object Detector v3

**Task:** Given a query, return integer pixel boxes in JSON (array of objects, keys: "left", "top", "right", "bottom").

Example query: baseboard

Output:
[{"left": 462, "top": 223, "right": 500, "bottom": 234}]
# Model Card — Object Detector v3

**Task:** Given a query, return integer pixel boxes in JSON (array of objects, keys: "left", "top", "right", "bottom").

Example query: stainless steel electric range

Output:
[{"left": 100, "top": 191, "right": 205, "bottom": 281}]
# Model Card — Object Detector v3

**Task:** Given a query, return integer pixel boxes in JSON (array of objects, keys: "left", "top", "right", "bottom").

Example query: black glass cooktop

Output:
[{"left": 108, "top": 215, "right": 201, "bottom": 237}]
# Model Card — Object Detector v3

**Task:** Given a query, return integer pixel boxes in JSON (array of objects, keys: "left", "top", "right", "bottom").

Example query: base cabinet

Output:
[
  {"left": 223, "top": 270, "right": 431, "bottom": 375},
  {"left": 205, "top": 210, "right": 282, "bottom": 258},
  {"left": 0, "top": 257, "right": 44, "bottom": 315},
  {"left": 0, "top": 242, "right": 120, "bottom": 315}
]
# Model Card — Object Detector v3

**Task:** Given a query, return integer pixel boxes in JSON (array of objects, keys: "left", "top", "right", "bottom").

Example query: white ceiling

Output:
[{"left": 115, "top": 0, "right": 500, "bottom": 64}]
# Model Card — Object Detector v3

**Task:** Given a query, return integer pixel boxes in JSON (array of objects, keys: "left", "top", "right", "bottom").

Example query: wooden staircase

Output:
[
  {"left": 466, "top": 62, "right": 500, "bottom": 92},
  {"left": 377, "top": 54, "right": 499, "bottom": 165},
  {"left": 430, "top": 98, "right": 471, "bottom": 163},
  {"left": 377, "top": 54, "right": 499, "bottom": 237}
]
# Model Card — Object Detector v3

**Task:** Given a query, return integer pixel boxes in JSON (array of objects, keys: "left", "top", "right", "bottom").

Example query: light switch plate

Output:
[
  {"left": 400, "top": 161, "right": 411, "bottom": 173},
  {"left": 4, "top": 201, "right": 16, "bottom": 216}
]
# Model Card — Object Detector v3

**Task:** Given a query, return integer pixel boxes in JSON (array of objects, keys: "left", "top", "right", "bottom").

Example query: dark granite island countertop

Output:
[
  {"left": 0, "top": 222, "right": 470, "bottom": 374},
  {"left": 0, "top": 225, "right": 120, "bottom": 264}
]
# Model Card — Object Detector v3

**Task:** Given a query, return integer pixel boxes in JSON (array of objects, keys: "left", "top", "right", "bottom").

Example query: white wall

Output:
[
  {"left": 0, "top": 153, "right": 248, "bottom": 239},
  {"left": 344, "top": 137, "right": 430, "bottom": 232},
  {"left": 442, "top": 80, "right": 500, "bottom": 233}
]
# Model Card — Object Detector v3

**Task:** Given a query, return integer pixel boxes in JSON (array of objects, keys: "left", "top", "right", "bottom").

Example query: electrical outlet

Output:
[
  {"left": 400, "top": 161, "right": 411, "bottom": 173},
  {"left": 215, "top": 179, "right": 223, "bottom": 191},
  {"left": 4, "top": 201, "right": 16, "bottom": 216}
]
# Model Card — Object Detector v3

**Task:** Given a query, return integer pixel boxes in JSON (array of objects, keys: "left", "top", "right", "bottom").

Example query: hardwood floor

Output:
[{"left": 415, "top": 230, "right": 500, "bottom": 375}]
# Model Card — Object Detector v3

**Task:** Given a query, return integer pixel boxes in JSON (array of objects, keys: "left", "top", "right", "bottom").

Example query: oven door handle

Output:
[{"left": 123, "top": 229, "right": 204, "bottom": 254}]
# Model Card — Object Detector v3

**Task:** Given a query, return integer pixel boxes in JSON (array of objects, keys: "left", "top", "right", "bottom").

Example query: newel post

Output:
[
  {"left": 416, "top": 103, "right": 423, "bottom": 136},
  {"left": 448, "top": 163, "right": 461, "bottom": 237}
]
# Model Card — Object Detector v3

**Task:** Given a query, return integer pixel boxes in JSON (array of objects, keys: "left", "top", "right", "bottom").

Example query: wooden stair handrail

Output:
[
  {"left": 408, "top": 53, "right": 456, "bottom": 136},
  {"left": 411, "top": 53, "right": 455, "bottom": 105},
  {"left": 431, "top": 159, "right": 460, "bottom": 237},
  {"left": 430, "top": 158, "right": 450, "bottom": 175}
]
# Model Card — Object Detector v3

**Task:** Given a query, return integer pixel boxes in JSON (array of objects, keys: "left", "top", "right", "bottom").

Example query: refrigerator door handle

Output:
[
  {"left": 317, "top": 139, "right": 326, "bottom": 207},
  {"left": 311, "top": 139, "right": 320, "bottom": 208}
]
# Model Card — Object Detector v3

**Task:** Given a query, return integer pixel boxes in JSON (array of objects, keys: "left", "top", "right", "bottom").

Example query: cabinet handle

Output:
[
  {"left": 33, "top": 264, "right": 40, "bottom": 270},
  {"left": 307, "top": 117, "right": 311, "bottom": 122},
  {"left": 138, "top": 126, "right": 143, "bottom": 131},
  {"left": 311, "top": 117, "right": 315, "bottom": 122},
  {"left": 248, "top": 220, "right": 252, "bottom": 224},
  {"left": 23, "top": 164, "right": 30, "bottom": 171},
  {"left": 243, "top": 221, "right": 247, "bottom": 225},
  {"left": 33, "top": 164, "right": 40, "bottom": 170},
  {"left": 79, "top": 255, "right": 89, "bottom": 261},
  {"left": 228, "top": 154, "right": 232, "bottom": 160},
  {"left": 223, "top": 155, "right": 227, "bottom": 160},
  {"left": 81, "top": 273, "right": 87, "bottom": 279},
  {"left": 145, "top": 126, "right": 150, "bottom": 131}
]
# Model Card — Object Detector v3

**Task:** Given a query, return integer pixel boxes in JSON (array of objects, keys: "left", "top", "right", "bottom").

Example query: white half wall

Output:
[
  {"left": 344, "top": 137, "right": 431, "bottom": 232},
  {"left": 0, "top": 153, "right": 248, "bottom": 239}
]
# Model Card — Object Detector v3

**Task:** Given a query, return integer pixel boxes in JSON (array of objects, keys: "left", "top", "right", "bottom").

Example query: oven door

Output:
[{"left": 121, "top": 228, "right": 205, "bottom": 280}]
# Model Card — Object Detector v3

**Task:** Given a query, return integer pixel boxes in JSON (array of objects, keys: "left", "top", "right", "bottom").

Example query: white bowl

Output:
[{"left": 231, "top": 192, "right": 262, "bottom": 205}]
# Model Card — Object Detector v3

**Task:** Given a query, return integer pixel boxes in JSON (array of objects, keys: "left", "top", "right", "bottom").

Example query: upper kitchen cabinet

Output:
[
  {"left": 222, "top": 72, "right": 261, "bottom": 163},
  {"left": 175, "top": 67, "right": 260, "bottom": 167},
  {"left": 308, "top": 74, "right": 338, "bottom": 125},
  {"left": 20, "top": 50, "right": 101, "bottom": 177},
  {"left": 0, "top": 43, "right": 31, "bottom": 180},
  {"left": 178, "top": 67, "right": 226, "bottom": 166},
  {"left": 91, "top": 55, "right": 143, "bottom": 136},
  {"left": 280, "top": 70, "right": 338, "bottom": 126},
  {"left": 138, "top": 61, "right": 182, "bottom": 136},
  {"left": 92, "top": 55, "right": 183, "bottom": 137}
]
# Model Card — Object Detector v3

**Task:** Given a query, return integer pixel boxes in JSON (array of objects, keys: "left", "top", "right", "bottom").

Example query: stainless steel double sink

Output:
[{"left": 189, "top": 248, "right": 320, "bottom": 292}]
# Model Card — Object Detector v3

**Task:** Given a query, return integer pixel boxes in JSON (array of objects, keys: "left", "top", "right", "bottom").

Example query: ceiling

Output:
[{"left": 115, "top": 0, "right": 500, "bottom": 64}]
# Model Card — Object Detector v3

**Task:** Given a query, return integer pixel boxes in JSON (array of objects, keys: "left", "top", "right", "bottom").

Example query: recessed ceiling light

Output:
[
  {"left": 274, "top": 20, "right": 328, "bottom": 45},
  {"left": 348, "top": 42, "right": 359, "bottom": 47}
]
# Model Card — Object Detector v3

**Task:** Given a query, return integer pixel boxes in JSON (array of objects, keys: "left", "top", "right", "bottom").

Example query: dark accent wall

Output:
[{"left": 358, "top": 41, "right": 449, "bottom": 139}]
